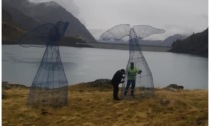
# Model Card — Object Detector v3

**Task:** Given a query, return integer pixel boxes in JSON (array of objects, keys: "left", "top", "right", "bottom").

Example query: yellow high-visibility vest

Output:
[{"left": 127, "top": 67, "right": 138, "bottom": 80}]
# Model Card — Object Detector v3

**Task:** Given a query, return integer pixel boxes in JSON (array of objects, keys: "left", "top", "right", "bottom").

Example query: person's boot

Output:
[
  {"left": 131, "top": 90, "right": 135, "bottom": 97},
  {"left": 114, "top": 91, "right": 119, "bottom": 100},
  {"left": 124, "top": 91, "right": 127, "bottom": 96},
  {"left": 114, "top": 96, "right": 120, "bottom": 100}
]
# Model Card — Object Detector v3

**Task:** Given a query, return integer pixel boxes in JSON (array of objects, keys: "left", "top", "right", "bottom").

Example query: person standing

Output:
[
  {"left": 111, "top": 69, "right": 125, "bottom": 100},
  {"left": 124, "top": 62, "right": 142, "bottom": 97}
]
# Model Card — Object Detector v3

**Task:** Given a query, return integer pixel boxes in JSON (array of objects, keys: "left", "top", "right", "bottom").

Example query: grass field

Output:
[{"left": 2, "top": 83, "right": 208, "bottom": 126}]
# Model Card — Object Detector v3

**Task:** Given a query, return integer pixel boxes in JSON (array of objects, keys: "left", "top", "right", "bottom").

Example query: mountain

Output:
[
  {"left": 2, "top": 9, "right": 25, "bottom": 42},
  {"left": 2, "top": 8, "right": 92, "bottom": 47},
  {"left": 2, "top": 1, "right": 41, "bottom": 31},
  {"left": 138, "top": 34, "right": 185, "bottom": 47},
  {"left": 161, "top": 34, "right": 184, "bottom": 46},
  {"left": 169, "top": 29, "right": 208, "bottom": 57},
  {"left": 3, "top": 0, "right": 96, "bottom": 42}
]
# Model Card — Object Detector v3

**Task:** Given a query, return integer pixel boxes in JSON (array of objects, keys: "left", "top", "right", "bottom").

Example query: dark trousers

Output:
[
  {"left": 112, "top": 83, "right": 119, "bottom": 99},
  {"left": 124, "top": 80, "right": 135, "bottom": 96}
]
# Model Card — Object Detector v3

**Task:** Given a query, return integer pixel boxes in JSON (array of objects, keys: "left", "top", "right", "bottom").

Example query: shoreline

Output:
[
  {"left": 2, "top": 42, "right": 171, "bottom": 52},
  {"left": 2, "top": 80, "right": 208, "bottom": 90}
]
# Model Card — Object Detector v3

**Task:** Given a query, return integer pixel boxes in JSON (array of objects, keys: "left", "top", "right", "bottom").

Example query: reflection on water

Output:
[{"left": 2, "top": 45, "right": 208, "bottom": 89}]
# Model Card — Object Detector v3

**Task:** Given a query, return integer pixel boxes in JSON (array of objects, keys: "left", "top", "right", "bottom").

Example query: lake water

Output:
[{"left": 2, "top": 45, "right": 208, "bottom": 89}]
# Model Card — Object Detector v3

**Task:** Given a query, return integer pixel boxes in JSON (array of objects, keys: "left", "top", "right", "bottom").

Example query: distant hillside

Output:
[
  {"left": 2, "top": 10, "right": 92, "bottom": 47},
  {"left": 2, "top": 0, "right": 96, "bottom": 42},
  {"left": 161, "top": 34, "right": 184, "bottom": 46},
  {"left": 139, "top": 34, "right": 185, "bottom": 47},
  {"left": 2, "top": 9, "right": 25, "bottom": 42},
  {"left": 169, "top": 29, "right": 208, "bottom": 57},
  {"left": 2, "top": 1, "right": 41, "bottom": 31}
]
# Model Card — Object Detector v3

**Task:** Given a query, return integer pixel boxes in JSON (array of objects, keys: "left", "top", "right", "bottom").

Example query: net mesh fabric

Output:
[
  {"left": 133, "top": 25, "right": 165, "bottom": 38},
  {"left": 19, "top": 21, "right": 69, "bottom": 107},
  {"left": 99, "top": 24, "right": 131, "bottom": 41}
]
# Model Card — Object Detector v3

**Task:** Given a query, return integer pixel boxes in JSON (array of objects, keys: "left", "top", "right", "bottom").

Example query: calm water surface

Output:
[{"left": 2, "top": 45, "right": 208, "bottom": 89}]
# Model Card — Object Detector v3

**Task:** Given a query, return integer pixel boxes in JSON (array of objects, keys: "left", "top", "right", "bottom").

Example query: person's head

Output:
[
  {"left": 120, "top": 69, "right": 125, "bottom": 74},
  {"left": 130, "top": 62, "right": 134, "bottom": 69}
]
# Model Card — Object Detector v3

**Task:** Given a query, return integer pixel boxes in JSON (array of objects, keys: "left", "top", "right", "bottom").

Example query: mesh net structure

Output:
[
  {"left": 99, "top": 24, "right": 131, "bottom": 41},
  {"left": 19, "top": 21, "right": 69, "bottom": 107},
  {"left": 100, "top": 24, "right": 165, "bottom": 99}
]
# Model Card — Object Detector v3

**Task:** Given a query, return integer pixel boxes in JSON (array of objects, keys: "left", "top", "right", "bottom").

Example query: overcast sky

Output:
[{"left": 29, "top": 0, "right": 208, "bottom": 40}]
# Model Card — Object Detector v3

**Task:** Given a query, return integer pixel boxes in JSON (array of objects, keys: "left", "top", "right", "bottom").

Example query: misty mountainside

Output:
[
  {"left": 2, "top": 1, "right": 41, "bottom": 31},
  {"left": 139, "top": 34, "right": 185, "bottom": 47},
  {"left": 2, "top": 0, "right": 96, "bottom": 43},
  {"left": 170, "top": 29, "right": 208, "bottom": 57},
  {"left": 2, "top": 9, "right": 26, "bottom": 43}
]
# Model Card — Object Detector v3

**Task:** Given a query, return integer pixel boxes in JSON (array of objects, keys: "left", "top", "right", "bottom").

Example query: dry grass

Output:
[{"left": 2, "top": 84, "right": 208, "bottom": 126}]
